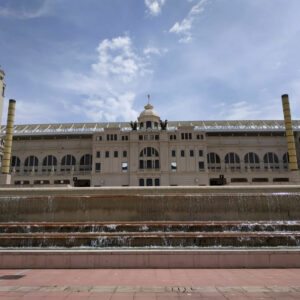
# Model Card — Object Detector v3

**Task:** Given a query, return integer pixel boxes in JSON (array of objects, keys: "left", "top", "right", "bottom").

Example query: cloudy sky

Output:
[{"left": 1, "top": 0, "right": 300, "bottom": 124}]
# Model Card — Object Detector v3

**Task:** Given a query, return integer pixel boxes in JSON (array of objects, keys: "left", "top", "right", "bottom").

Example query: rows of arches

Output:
[
  {"left": 11, "top": 154, "right": 92, "bottom": 173},
  {"left": 207, "top": 152, "right": 289, "bottom": 170}
]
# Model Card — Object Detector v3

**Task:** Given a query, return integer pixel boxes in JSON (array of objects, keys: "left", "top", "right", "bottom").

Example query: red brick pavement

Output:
[{"left": 0, "top": 269, "right": 299, "bottom": 299}]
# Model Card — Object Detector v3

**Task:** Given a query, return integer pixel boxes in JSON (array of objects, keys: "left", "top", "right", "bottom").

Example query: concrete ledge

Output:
[
  {"left": 1, "top": 249, "right": 300, "bottom": 269},
  {"left": 1, "top": 185, "right": 300, "bottom": 196}
]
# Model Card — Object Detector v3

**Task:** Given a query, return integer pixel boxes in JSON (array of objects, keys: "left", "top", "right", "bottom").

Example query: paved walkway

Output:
[{"left": 0, "top": 269, "right": 299, "bottom": 299}]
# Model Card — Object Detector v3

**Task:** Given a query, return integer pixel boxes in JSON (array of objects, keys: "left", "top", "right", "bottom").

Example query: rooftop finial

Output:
[{"left": 147, "top": 94, "right": 150, "bottom": 105}]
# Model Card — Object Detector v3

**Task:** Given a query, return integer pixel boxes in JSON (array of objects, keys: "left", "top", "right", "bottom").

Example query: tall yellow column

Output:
[
  {"left": 1, "top": 99, "right": 16, "bottom": 174},
  {"left": 281, "top": 94, "right": 298, "bottom": 170}
]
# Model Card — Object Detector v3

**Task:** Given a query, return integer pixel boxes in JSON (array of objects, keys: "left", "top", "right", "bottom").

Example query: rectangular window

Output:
[
  {"left": 139, "top": 160, "right": 144, "bottom": 169},
  {"left": 155, "top": 135, "right": 159, "bottom": 140},
  {"left": 189, "top": 133, "right": 192, "bottom": 139},
  {"left": 199, "top": 150, "right": 203, "bottom": 157},
  {"left": 199, "top": 162, "right": 204, "bottom": 169},
  {"left": 96, "top": 151, "right": 100, "bottom": 158},
  {"left": 172, "top": 150, "right": 176, "bottom": 157},
  {"left": 185, "top": 133, "right": 188, "bottom": 140},
  {"left": 155, "top": 178, "right": 160, "bottom": 186},
  {"left": 155, "top": 160, "right": 159, "bottom": 169},
  {"left": 190, "top": 150, "right": 194, "bottom": 157},
  {"left": 181, "top": 133, "right": 184, "bottom": 140},
  {"left": 123, "top": 151, "right": 127, "bottom": 158},
  {"left": 122, "top": 162, "right": 128, "bottom": 172},
  {"left": 105, "top": 151, "right": 109, "bottom": 158},
  {"left": 114, "top": 151, "right": 118, "bottom": 158},
  {"left": 171, "top": 162, "right": 177, "bottom": 171},
  {"left": 181, "top": 150, "right": 185, "bottom": 157},
  {"left": 95, "top": 163, "right": 101, "bottom": 172},
  {"left": 139, "top": 135, "right": 143, "bottom": 140},
  {"left": 107, "top": 134, "right": 110, "bottom": 141}
]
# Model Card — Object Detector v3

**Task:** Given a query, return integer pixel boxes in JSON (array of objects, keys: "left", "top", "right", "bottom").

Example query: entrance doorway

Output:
[
  {"left": 139, "top": 178, "right": 160, "bottom": 186},
  {"left": 74, "top": 179, "right": 91, "bottom": 187}
]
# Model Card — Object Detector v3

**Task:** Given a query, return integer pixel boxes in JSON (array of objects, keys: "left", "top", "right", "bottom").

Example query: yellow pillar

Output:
[
  {"left": 281, "top": 94, "right": 298, "bottom": 170},
  {"left": 1, "top": 99, "right": 16, "bottom": 174}
]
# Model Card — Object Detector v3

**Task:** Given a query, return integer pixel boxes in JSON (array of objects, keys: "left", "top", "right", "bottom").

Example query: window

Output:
[
  {"left": 181, "top": 150, "right": 185, "bottom": 157},
  {"left": 146, "top": 121, "right": 152, "bottom": 129},
  {"left": 122, "top": 162, "right": 128, "bottom": 172},
  {"left": 24, "top": 156, "right": 38, "bottom": 172},
  {"left": 61, "top": 155, "right": 76, "bottom": 172},
  {"left": 11, "top": 156, "right": 21, "bottom": 167},
  {"left": 107, "top": 134, "right": 117, "bottom": 141},
  {"left": 123, "top": 151, "right": 127, "bottom": 158},
  {"left": 96, "top": 136, "right": 102, "bottom": 141},
  {"left": 105, "top": 151, "right": 109, "bottom": 158},
  {"left": 197, "top": 134, "right": 204, "bottom": 140},
  {"left": 146, "top": 178, "right": 153, "bottom": 186},
  {"left": 231, "top": 178, "right": 247, "bottom": 183},
  {"left": 244, "top": 152, "right": 260, "bottom": 169},
  {"left": 139, "top": 147, "right": 159, "bottom": 170},
  {"left": 114, "top": 151, "right": 118, "bottom": 158},
  {"left": 199, "top": 150, "right": 203, "bottom": 157},
  {"left": 96, "top": 151, "right": 100, "bottom": 158},
  {"left": 2, "top": 86, "right": 5, "bottom": 97},
  {"left": 155, "top": 178, "right": 160, "bottom": 186},
  {"left": 42, "top": 155, "right": 57, "bottom": 172},
  {"left": 263, "top": 152, "right": 279, "bottom": 169},
  {"left": 171, "top": 162, "right": 177, "bottom": 171},
  {"left": 140, "top": 122, "right": 144, "bottom": 129},
  {"left": 139, "top": 135, "right": 143, "bottom": 140},
  {"left": 283, "top": 153, "right": 289, "bottom": 168},
  {"left": 170, "top": 134, "right": 176, "bottom": 140},
  {"left": 139, "top": 178, "right": 144, "bottom": 186},
  {"left": 207, "top": 152, "right": 221, "bottom": 170},
  {"left": 190, "top": 150, "right": 194, "bottom": 157},
  {"left": 95, "top": 163, "right": 101, "bottom": 172},
  {"left": 199, "top": 162, "right": 204, "bottom": 170},
  {"left": 172, "top": 150, "right": 176, "bottom": 157},
  {"left": 155, "top": 135, "right": 159, "bottom": 140},
  {"left": 154, "top": 122, "right": 158, "bottom": 129},
  {"left": 181, "top": 133, "right": 192, "bottom": 140},
  {"left": 80, "top": 154, "right": 92, "bottom": 171},
  {"left": 225, "top": 152, "right": 241, "bottom": 170},
  {"left": 121, "top": 136, "right": 129, "bottom": 141},
  {"left": 10, "top": 156, "right": 21, "bottom": 172}
]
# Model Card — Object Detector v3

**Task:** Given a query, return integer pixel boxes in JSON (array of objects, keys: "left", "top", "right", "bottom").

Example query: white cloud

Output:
[
  {"left": 0, "top": 1, "right": 50, "bottom": 19},
  {"left": 170, "top": 0, "right": 208, "bottom": 43},
  {"left": 145, "top": 0, "right": 166, "bottom": 16},
  {"left": 62, "top": 36, "right": 151, "bottom": 122},
  {"left": 143, "top": 47, "right": 168, "bottom": 57}
]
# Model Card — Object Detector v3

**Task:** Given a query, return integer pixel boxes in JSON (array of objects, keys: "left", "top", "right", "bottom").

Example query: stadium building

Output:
[{"left": 1, "top": 68, "right": 300, "bottom": 187}]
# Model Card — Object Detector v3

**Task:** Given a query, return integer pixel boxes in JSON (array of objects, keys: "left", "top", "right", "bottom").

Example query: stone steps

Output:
[
  {"left": 1, "top": 221, "right": 300, "bottom": 233},
  {"left": 0, "top": 221, "right": 300, "bottom": 248}
]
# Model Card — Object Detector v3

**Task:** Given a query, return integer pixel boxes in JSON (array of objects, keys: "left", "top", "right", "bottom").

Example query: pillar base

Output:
[{"left": 0, "top": 174, "right": 11, "bottom": 185}]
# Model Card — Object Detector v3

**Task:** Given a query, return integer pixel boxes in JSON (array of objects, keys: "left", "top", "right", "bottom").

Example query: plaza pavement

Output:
[{"left": 0, "top": 269, "right": 300, "bottom": 299}]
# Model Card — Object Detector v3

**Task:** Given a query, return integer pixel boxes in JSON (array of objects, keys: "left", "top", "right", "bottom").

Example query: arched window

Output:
[
  {"left": 225, "top": 152, "right": 240, "bottom": 170},
  {"left": 244, "top": 152, "right": 260, "bottom": 169},
  {"left": 263, "top": 152, "right": 279, "bottom": 169},
  {"left": 283, "top": 152, "right": 289, "bottom": 169},
  {"left": 10, "top": 156, "right": 21, "bottom": 173},
  {"left": 139, "top": 147, "right": 159, "bottom": 170},
  {"left": 80, "top": 154, "right": 92, "bottom": 171},
  {"left": 24, "top": 155, "right": 39, "bottom": 172},
  {"left": 42, "top": 155, "right": 57, "bottom": 172},
  {"left": 61, "top": 155, "right": 76, "bottom": 172},
  {"left": 207, "top": 152, "right": 221, "bottom": 170}
]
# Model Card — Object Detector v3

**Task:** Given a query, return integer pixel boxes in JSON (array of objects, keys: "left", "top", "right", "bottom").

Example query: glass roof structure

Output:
[{"left": 0, "top": 120, "right": 300, "bottom": 136}]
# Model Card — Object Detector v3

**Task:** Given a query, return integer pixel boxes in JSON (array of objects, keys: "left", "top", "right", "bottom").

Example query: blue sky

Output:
[{"left": 1, "top": 0, "right": 300, "bottom": 124}]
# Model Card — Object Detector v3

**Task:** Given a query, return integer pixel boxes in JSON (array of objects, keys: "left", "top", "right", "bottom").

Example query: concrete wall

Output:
[{"left": 0, "top": 186, "right": 299, "bottom": 222}]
